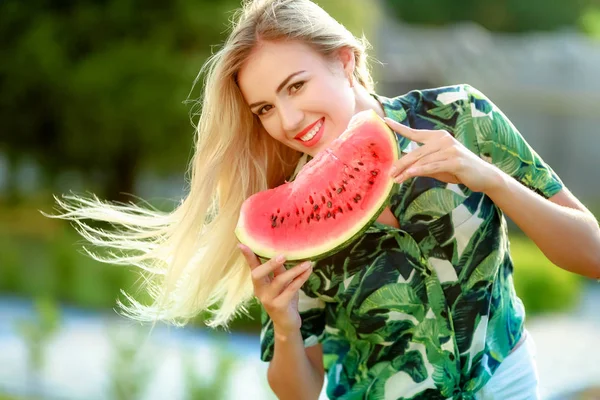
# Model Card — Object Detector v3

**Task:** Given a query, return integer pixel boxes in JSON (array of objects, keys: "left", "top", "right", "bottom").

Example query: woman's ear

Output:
[{"left": 337, "top": 47, "right": 356, "bottom": 86}]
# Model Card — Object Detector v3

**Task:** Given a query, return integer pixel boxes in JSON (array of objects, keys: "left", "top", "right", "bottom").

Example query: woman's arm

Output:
[
  {"left": 268, "top": 338, "right": 324, "bottom": 400},
  {"left": 485, "top": 169, "right": 600, "bottom": 279},
  {"left": 384, "top": 118, "right": 600, "bottom": 279},
  {"left": 238, "top": 245, "right": 324, "bottom": 399}
]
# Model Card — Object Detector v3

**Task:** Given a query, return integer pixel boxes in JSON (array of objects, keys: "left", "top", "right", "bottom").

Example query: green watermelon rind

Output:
[
  {"left": 256, "top": 190, "right": 395, "bottom": 267},
  {"left": 236, "top": 110, "right": 399, "bottom": 263}
]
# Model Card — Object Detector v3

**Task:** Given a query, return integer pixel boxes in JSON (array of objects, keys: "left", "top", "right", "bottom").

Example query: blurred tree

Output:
[
  {"left": 383, "top": 0, "right": 598, "bottom": 33},
  {"left": 0, "top": 0, "right": 239, "bottom": 201},
  {"left": 0, "top": 0, "right": 375, "bottom": 202},
  {"left": 580, "top": 6, "right": 600, "bottom": 38}
]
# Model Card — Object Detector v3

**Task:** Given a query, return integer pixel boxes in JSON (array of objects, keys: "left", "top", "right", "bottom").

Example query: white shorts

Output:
[{"left": 474, "top": 331, "right": 540, "bottom": 400}]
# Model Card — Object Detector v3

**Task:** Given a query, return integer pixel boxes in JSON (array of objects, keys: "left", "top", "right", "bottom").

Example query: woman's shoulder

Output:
[{"left": 377, "top": 83, "right": 492, "bottom": 120}]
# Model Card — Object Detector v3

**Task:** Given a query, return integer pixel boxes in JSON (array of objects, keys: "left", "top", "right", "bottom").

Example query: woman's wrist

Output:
[
  {"left": 273, "top": 324, "right": 302, "bottom": 343},
  {"left": 482, "top": 164, "right": 509, "bottom": 197}
]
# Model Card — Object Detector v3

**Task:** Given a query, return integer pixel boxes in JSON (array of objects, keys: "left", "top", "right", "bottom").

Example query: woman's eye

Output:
[
  {"left": 258, "top": 105, "right": 272, "bottom": 115},
  {"left": 290, "top": 81, "right": 304, "bottom": 93}
]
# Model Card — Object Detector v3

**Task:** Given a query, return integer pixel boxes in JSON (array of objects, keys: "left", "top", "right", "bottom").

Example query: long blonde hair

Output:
[{"left": 51, "top": 0, "right": 375, "bottom": 327}]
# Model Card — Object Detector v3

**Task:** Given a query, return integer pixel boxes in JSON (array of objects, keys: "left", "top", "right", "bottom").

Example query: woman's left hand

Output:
[{"left": 385, "top": 117, "right": 500, "bottom": 193}]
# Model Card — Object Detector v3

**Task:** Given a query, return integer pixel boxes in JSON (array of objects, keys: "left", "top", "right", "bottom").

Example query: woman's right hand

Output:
[{"left": 238, "top": 243, "right": 313, "bottom": 334}]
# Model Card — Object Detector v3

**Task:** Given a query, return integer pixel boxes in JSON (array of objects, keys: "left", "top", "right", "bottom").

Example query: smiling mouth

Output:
[{"left": 295, "top": 118, "right": 324, "bottom": 142}]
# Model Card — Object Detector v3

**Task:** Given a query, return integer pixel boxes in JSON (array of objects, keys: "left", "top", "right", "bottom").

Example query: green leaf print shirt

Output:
[{"left": 259, "top": 84, "right": 563, "bottom": 399}]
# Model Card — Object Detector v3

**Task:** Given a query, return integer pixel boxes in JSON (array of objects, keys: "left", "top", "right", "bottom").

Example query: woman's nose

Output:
[{"left": 278, "top": 102, "right": 304, "bottom": 132}]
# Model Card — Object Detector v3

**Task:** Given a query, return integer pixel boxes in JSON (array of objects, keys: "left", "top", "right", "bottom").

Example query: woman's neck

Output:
[{"left": 353, "top": 85, "right": 386, "bottom": 118}]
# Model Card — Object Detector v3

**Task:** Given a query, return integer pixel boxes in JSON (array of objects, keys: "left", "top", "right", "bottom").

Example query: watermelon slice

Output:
[{"left": 235, "top": 109, "right": 399, "bottom": 261}]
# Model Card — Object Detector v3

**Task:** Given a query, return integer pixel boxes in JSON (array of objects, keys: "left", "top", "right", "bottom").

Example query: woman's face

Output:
[{"left": 237, "top": 40, "right": 357, "bottom": 157}]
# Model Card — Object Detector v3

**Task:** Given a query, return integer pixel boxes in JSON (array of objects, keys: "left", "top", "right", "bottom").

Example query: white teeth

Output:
[{"left": 299, "top": 120, "right": 323, "bottom": 142}]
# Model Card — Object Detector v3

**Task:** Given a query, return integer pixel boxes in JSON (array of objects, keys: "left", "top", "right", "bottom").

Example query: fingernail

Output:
[
  {"left": 276, "top": 254, "right": 286, "bottom": 263},
  {"left": 389, "top": 166, "right": 397, "bottom": 177},
  {"left": 237, "top": 244, "right": 245, "bottom": 251}
]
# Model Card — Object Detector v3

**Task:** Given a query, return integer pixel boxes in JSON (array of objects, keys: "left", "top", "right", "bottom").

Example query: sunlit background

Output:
[{"left": 1, "top": 0, "right": 599, "bottom": 399}]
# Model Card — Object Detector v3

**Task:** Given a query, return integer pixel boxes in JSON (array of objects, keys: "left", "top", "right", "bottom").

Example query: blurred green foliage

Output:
[
  {"left": 383, "top": 0, "right": 600, "bottom": 33},
  {"left": 4, "top": 296, "right": 249, "bottom": 400},
  {"left": 15, "top": 298, "right": 60, "bottom": 398},
  {"left": 183, "top": 341, "right": 238, "bottom": 400},
  {"left": 511, "top": 234, "right": 583, "bottom": 315},
  {"left": 107, "top": 326, "right": 155, "bottom": 400},
  {"left": 0, "top": 0, "right": 238, "bottom": 202},
  {"left": 580, "top": 7, "right": 600, "bottom": 38}
]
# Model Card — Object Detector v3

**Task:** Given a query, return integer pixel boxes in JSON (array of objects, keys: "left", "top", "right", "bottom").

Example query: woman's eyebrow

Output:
[{"left": 248, "top": 70, "right": 306, "bottom": 109}]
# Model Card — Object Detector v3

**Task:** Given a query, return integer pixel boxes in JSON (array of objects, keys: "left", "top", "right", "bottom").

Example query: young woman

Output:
[{"left": 54, "top": 0, "right": 600, "bottom": 398}]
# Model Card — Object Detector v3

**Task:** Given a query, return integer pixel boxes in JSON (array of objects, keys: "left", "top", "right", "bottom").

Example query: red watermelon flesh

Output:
[{"left": 235, "top": 109, "right": 399, "bottom": 261}]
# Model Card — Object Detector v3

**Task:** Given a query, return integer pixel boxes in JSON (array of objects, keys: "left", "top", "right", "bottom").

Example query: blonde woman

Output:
[{"left": 54, "top": 0, "right": 600, "bottom": 399}]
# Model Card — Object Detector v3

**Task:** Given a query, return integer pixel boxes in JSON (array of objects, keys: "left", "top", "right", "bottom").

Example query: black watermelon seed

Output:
[
  {"left": 337, "top": 207, "right": 343, "bottom": 213},
  {"left": 370, "top": 142, "right": 375, "bottom": 146},
  {"left": 336, "top": 188, "right": 343, "bottom": 194},
  {"left": 356, "top": 194, "right": 362, "bottom": 200},
  {"left": 371, "top": 170, "right": 379, "bottom": 176},
  {"left": 327, "top": 190, "right": 332, "bottom": 198},
  {"left": 313, "top": 204, "right": 319, "bottom": 211},
  {"left": 327, "top": 201, "right": 332, "bottom": 208},
  {"left": 349, "top": 174, "right": 355, "bottom": 179},
  {"left": 347, "top": 203, "right": 353, "bottom": 211},
  {"left": 327, "top": 212, "right": 332, "bottom": 218},
  {"left": 280, "top": 217, "right": 285, "bottom": 223},
  {"left": 306, "top": 217, "right": 310, "bottom": 223},
  {"left": 296, "top": 210, "right": 300, "bottom": 216},
  {"left": 316, "top": 214, "right": 321, "bottom": 221},
  {"left": 310, "top": 212, "right": 315, "bottom": 219},
  {"left": 372, "top": 152, "right": 378, "bottom": 158},
  {"left": 301, "top": 207, "right": 305, "bottom": 214},
  {"left": 353, "top": 197, "right": 359, "bottom": 203},
  {"left": 272, "top": 220, "right": 277, "bottom": 228},
  {"left": 342, "top": 179, "right": 348, "bottom": 184},
  {"left": 353, "top": 167, "right": 360, "bottom": 172},
  {"left": 368, "top": 180, "right": 374, "bottom": 185},
  {"left": 358, "top": 161, "right": 364, "bottom": 166},
  {"left": 321, "top": 195, "right": 326, "bottom": 204},
  {"left": 309, "top": 196, "right": 314, "bottom": 204}
]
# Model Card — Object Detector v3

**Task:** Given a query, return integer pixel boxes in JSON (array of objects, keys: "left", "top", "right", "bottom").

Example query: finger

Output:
[
  {"left": 384, "top": 118, "right": 435, "bottom": 143},
  {"left": 271, "top": 262, "right": 287, "bottom": 279},
  {"left": 251, "top": 253, "right": 288, "bottom": 284},
  {"left": 389, "top": 142, "right": 442, "bottom": 178},
  {"left": 396, "top": 153, "right": 451, "bottom": 182},
  {"left": 264, "top": 261, "right": 313, "bottom": 300},
  {"left": 275, "top": 265, "right": 313, "bottom": 305},
  {"left": 237, "top": 243, "right": 262, "bottom": 269}
]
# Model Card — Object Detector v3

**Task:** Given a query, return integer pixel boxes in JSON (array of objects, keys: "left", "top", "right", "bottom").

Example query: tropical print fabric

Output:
[{"left": 259, "top": 84, "right": 563, "bottom": 399}]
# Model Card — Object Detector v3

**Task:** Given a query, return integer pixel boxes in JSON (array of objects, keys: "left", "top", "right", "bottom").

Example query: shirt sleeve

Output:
[
  {"left": 465, "top": 85, "right": 564, "bottom": 199},
  {"left": 259, "top": 288, "right": 327, "bottom": 362}
]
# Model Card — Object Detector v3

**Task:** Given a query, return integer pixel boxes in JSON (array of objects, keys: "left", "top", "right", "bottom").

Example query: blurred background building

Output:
[{"left": 1, "top": 0, "right": 599, "bottom": 399}]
